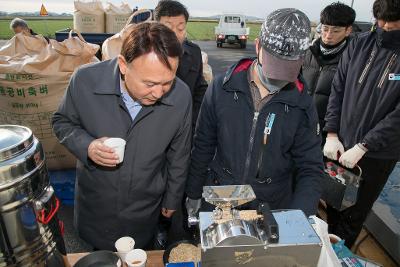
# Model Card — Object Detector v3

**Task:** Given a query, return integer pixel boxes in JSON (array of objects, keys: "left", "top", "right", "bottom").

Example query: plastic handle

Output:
[
  {"left": 257, "top": 202, "right": 279, "bottom": 243},
  {"left": 37, "top": 197, "right": 60, "bottom": 225},
  {"left": 68, "top": 29, "right": 86, "bottom": 43}
]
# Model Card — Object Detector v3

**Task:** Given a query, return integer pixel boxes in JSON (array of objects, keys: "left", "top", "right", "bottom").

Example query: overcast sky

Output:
[{"left": 0, "top": 0, "right": 376, "bottom": 22}]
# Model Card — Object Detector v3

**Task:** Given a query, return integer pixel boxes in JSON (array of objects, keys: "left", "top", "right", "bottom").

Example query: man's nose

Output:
[
  {"left": 152, "top": 86, "right": 164, "bottom": 99},
  {"left": 325, "top": 31, "right": 333, "bottom": 38}
]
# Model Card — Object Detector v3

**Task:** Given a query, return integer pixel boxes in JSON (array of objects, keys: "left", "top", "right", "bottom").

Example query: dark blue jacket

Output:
[
  {"left": 186, "top": 58, "right": 324, "bottom": 216},
  {"left": 324, "top": 28, "right": 400, "bottom": 160}
]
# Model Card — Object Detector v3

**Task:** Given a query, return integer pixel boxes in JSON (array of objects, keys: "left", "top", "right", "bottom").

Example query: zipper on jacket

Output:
[
  {"left": 311, "top": 66, "right": 323, "bottom": 95},
  {"left": 378, "top": 53, "right": 397, "bottom": 88},
  {"left": 358, "top": 46, "right": 378, "bottom": 85},
  {"left": 255, "top": 143, "right": 265, "bottom": 183},
  {"left": 242, "top": 111, "right": 259, "bottom": 184}
]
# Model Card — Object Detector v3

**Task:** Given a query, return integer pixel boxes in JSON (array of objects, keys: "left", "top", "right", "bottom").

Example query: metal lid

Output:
[{"left": 0, "top": 125, "right": 34, "bottom": 162}]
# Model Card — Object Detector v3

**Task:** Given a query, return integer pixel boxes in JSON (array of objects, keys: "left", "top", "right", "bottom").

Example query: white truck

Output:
[{"left": 215, "top": 14, "right": 250, "bottom": 48}]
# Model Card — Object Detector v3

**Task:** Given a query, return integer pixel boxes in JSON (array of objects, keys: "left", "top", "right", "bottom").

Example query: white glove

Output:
[
  {"left": 339, "top": 144, "right": 366, "bottom": 168},
  {"left": 323, "top": 136, "right": 345, "bottom": 160}
]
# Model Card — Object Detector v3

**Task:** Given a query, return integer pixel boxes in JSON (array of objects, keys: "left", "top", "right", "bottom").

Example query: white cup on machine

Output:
[
  {"left": 115, "top": 236, "right": 135, "bottom": 263},
  {"left": 125, "top": 249, "right": 147, "bottom": 267},
  {"left": 104, "top": 138, "right": 126, "bottom": 163}
]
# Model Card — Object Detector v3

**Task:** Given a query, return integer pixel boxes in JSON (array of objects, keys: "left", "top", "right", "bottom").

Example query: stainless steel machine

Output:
[
  {"left": 189, "top": 185, "right": 322, "bottom": 267},
  {"left": 0, "top": 125, "right": 66, "bottom": 266}
]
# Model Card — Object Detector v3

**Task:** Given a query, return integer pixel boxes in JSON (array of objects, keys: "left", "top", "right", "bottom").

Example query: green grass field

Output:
[
  {"left": 0, "top": 18, "right": 261, "bottom": 41},
  {"left": 0, "top": 19, "right": 73, "bottom": 39}
]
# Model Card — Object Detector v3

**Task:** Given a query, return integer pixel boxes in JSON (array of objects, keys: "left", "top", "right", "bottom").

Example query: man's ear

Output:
[
  {"left": 117, "top": 55, "right": 128, "bottom": 75},
  {"left": 255, "top": 38, "right": 260, "bottom": 56},
  {"left": 345, "top": 26, "right": 353, "bottom": 37}
]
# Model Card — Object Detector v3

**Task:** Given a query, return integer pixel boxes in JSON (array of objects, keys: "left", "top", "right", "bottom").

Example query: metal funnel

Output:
[{"left": 202, "top": 185, "right": 256, "bottom": 209}]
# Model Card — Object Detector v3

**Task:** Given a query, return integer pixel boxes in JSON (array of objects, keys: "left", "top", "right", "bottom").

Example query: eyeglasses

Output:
[{"left": 321, "top": 25, "right": 347, "bottom": 34}]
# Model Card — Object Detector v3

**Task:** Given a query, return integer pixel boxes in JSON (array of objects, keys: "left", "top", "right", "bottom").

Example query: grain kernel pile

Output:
[
  {"left": 214, "top": 210, "right": 262, "bottom": 224},
  {"left": 169, "top": 243, "right": 201, "bottom": 263}
]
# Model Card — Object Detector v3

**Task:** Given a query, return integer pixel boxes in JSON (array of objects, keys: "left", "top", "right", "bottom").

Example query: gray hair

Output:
[{"left": 10, "top": 18, "right": 29, "bottom": 30}]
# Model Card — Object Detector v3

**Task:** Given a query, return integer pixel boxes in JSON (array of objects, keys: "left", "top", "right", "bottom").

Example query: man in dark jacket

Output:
[
  {"left": 323, "top": 0, "right": 400, "bottom": 248},
  {"left": 155, "top": 0, "right": 208, "bottom": 131},
  {"left": 154, "top": 0, "right": 208, "bottom": 247},
  {"left": 302, "top": 2, "right": 355, "bottom": 141},
  {"left": 186, "top": 9, "right": 323, "bottom": 218},
  {"left": 52, "top": 22, "right": 192, "bottom": 250}
]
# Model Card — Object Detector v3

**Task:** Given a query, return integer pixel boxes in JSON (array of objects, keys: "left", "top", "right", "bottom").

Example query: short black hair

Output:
[
  {"left": 154, "top": 0, "right": 189, "bottom": 22},
  {"left": 373, "top": 0, "right": 400, "bottom": 21},
  {"left": 320, "top": 2, "right": 356, "bottom": 27},
  {"left": 121, "top": 22, "right": 182, "bottom": 70}
]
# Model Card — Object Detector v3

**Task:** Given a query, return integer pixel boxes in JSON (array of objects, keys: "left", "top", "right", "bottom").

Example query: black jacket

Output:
[
  {"left": 324, "top": 28, "right": 400, "bottom": 160},
  {"left": 186, "top": 58, "right": 323, "bottom": 216},
  {"left": 302, "top": 38, "right": 348, "bottom": 129},
  {"left": 177, "top": 40, "right": 208, "bottom": 130}
]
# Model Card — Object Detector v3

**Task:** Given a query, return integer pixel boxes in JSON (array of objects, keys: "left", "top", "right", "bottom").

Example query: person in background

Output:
[
  {"left": 154, "top": 0, "right": 208, "bottom": 247},
  {"left": 10, "top": 18, "right": 36, "bottom": 35},
  {"left": 302, "top": 2, "right": 355, "bottom": 144},
  {"left": 154, "top": 0, "right": 208, "bottom": 132},
  {"left": 186, "top": 8, "right": 323, "bottom": 220},
  {"left": 52, "top": 22, "right": 192, "bottom": 250},
  {"left": 323, "top": 0, "right": 400, "bottom": 248},
  {"left": 10, "top": 17, "right": 49, "bottom": 42}
]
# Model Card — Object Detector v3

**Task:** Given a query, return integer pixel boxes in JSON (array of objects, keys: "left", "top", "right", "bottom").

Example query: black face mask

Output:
[{"left": 376, "top": 27, "right": 400, "bottom": 50}]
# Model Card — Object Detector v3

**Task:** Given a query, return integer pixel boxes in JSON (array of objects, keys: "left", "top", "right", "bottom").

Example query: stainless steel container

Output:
[{"left": 0, "top": 125, "right": 66, "bottom": 266}]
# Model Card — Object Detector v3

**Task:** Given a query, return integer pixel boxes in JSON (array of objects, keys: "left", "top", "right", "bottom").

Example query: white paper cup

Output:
[
  {"left": 104, "top": 138, "right": 126, "bottom": 163},
  {"left": 125, "top": 249, "right": 147, "bottom": 267},
  {"left": 115, "top": 236, "right": 135, "bottom": 262}
]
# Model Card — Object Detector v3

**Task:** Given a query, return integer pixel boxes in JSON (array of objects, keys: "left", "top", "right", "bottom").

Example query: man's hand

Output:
[
  {"left": 185, "top": 197, "right": 201, "bottom": 217},
  {"left": 88, "top": 137, "right": 119, "bottom": 167},
  {"left": 161, "top": 208, "right": 175, "bottom": 218},
  {"left": 339, "top": 144, "right": 366, "bottom": 168},
  {"left": 323, "top": 134, "right": 345, "bottom": 160}
]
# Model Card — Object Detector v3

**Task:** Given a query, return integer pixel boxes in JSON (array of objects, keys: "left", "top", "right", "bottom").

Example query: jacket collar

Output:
[
  {"left": 93, "top": 58, "right": 121, "bottom": 95},
  {"left": 222, "top": 57, "right": 254, "bottom": 92},
  {"left": 376, "top": 27, "right": 400, "bottom": 51},
  {"left": 93, "top": 58, "right": 174, "bottom": 106},
  {"left": 182, "top": 40, "right": 193, "bottom": 56},
  {"left": 310, "top": 38, "right": 348, "bottom": 65}
]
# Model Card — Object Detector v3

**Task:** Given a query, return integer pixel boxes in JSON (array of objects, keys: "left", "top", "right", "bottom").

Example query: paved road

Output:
[{"left": 195, "top": 40, "right": 256, "bottom": 76}]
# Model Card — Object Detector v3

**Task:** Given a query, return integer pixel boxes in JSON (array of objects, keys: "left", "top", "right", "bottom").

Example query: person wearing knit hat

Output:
[{"left": 185, "top": 8, "right": 323, "bottom": 219}]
